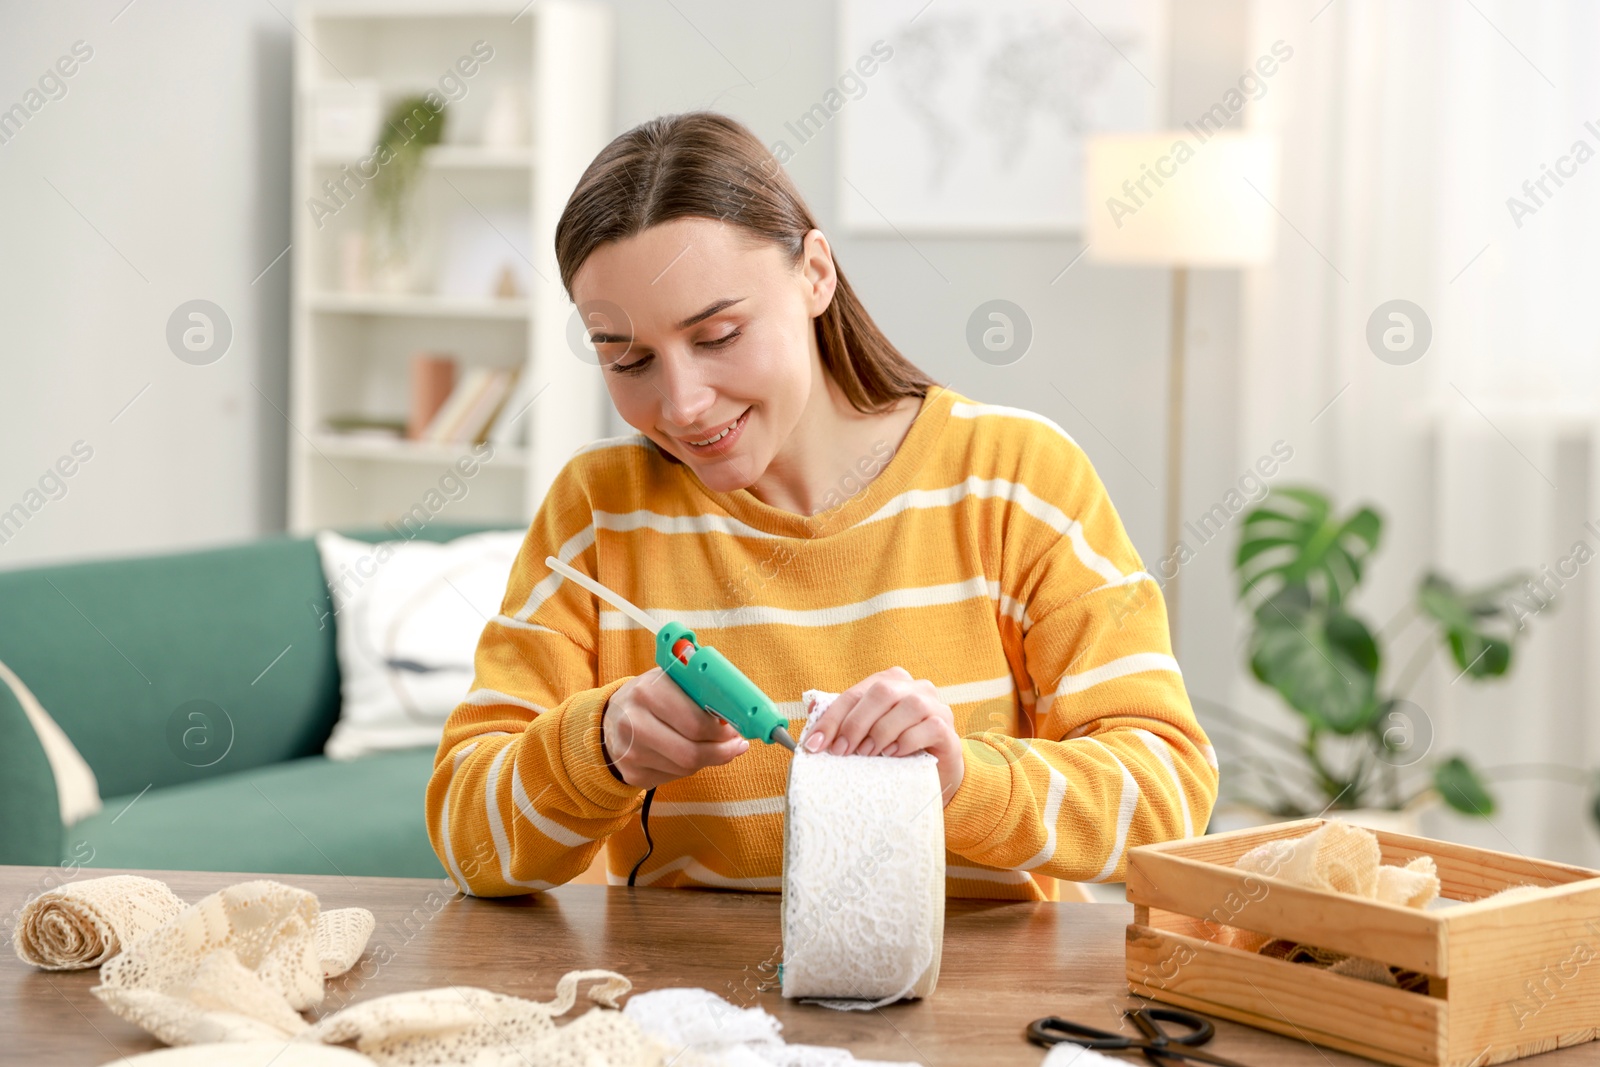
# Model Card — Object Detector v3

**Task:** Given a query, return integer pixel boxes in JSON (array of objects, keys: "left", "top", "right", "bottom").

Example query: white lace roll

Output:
[{"left": 780, "top": 691, "right": 945, "bottom": 1008}]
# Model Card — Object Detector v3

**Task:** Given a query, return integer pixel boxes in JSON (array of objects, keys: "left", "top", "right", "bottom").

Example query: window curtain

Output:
[{"left": 1232, "top": 0, "right": 1600, "bottom": 865}]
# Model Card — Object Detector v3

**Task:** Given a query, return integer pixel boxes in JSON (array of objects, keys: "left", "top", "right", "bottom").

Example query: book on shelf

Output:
[
  {"left": 324, "top": 415, "right": 407, "bottom": 440},
  {"left": 408, "top": 353, "right": 457, "bottom": 439},
  {"left": 421, "top": 366, "right": 521, "bottom": 444},
  {"left": 487, "top": 375, "right": 534, "bottom": 447}
]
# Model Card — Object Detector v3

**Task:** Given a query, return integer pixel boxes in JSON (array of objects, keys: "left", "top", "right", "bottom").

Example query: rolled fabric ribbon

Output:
[
  {"left": 1234, "top": 821, "right": 1381, "bottom": 898},
  {"left": 780, "top": 691, "right": 945, "bottom": 1009},
  {"left": 12, "top": 874, "right": 186, "bottom": 970}
]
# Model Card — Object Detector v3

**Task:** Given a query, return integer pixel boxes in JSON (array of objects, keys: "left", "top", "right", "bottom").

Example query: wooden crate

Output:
[{"left": 1125, "top": 818, "right": 1600, "bottom": 1067}]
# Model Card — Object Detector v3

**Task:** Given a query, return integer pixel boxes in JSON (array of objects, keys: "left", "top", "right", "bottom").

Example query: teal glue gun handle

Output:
[{"left": 655, "top": 621, "right": 788, "bottom": 745}]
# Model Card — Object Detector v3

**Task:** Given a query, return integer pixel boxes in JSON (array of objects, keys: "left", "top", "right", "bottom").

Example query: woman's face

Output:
[{"left": 571, "top": 216, "right": 835, "bottom": 494}]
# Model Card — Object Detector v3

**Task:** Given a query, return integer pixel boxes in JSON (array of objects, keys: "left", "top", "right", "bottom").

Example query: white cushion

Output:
[
  {"left": 315, "top": 530, "right": 523, "bottom": 761},
  {"left": 0, "top": 656, "right": 102, "bottom": 825}
]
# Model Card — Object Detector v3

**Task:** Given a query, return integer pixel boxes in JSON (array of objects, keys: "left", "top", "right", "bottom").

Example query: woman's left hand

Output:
[{"left": 802, "top": 667, "right": 965, "bottom": 805}]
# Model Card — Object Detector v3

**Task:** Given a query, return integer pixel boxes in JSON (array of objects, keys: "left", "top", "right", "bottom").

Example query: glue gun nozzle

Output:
[{"left": 771, "top": 726, "right": 797, "bottom": 752}]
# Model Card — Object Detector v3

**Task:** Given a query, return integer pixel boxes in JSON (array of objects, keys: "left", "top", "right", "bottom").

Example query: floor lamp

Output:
[{"left": 1082, "top": 132, "right": 1277, "bottom": 654}]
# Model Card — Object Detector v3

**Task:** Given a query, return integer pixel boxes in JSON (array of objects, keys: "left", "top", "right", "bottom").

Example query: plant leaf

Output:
[
  {"left": 1249, "top": 602, "right": 1379, "bottom": 734},
  {"left": 1447, "top": 631, "right": 1512, "bottom": 678},
  {"left": 1236, "top": 536, "right": 1298, "bottom": 568},
  {"left": 1325, "top": 610, "right": 1380, "bottom": 676},
  {"left": 1420, "top": 572, "right": 1523, "bottom": 677},
  {"left": 1434, "top": 756, "right": 1495, "bottom": 816},
  {"left": 370, "top": 96, "right": 448, "bottom": 242},
  {"left": 1238, "top": 488, "right": 1383, "bottom": 608},
  {"left": 1253, "top": 582, "right": 1312, "bottom": 625}
]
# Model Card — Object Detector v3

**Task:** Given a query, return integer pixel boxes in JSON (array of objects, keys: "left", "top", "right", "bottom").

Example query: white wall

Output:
[{"left": 0, "top": 1, "right": 291, "bottom": 570}]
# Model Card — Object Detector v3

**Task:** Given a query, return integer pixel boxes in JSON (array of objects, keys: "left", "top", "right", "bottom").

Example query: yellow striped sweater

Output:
[{"left": 426, "top": 387, "right": 1218, "bottom": 900}]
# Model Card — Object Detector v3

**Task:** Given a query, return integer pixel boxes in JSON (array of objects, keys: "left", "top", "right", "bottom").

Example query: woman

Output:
[{"left": 426, "top": 112, "right": 1217, "bottom": 901}]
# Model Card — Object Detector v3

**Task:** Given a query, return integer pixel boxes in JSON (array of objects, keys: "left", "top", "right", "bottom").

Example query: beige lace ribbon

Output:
[
  {"left": 13, "top": 875, "right": 187, "bottom": 970},
  {"left": 16, "top": 875, "right": 915, "bottom": 1067},
  {"left": 91, "top": 880, "right": 376, "bottom": 1046},
  {"left": 15, "top": 875, "right": 653, "bottom": 1065}
]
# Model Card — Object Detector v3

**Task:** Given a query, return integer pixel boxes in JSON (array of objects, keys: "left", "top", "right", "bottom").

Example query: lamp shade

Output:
[{"left": 1084, "top": 132, "right": 1278, "bottom": 266}]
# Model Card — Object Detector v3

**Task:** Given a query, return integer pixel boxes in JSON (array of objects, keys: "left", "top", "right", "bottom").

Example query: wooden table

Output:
[{"left": 4, "top": 865, "right": 1592, "bottom": 1067}]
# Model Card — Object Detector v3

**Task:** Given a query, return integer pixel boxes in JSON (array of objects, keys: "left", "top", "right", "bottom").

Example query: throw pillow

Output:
[
  {"left": 0, "top": 656, "right": 102, "bottom": 825},
  {"left": 315, "top": 529, "right": 524, "bottom": 760}
]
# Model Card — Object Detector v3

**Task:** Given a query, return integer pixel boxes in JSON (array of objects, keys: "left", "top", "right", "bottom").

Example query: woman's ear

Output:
[{"left": 799, "top": 228, "right": 838, "bottom": 317}]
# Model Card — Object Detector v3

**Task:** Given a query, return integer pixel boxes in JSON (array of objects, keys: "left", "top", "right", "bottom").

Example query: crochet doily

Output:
[{"left": 780, "top": 691, "right": 945, "bottom": 1010}]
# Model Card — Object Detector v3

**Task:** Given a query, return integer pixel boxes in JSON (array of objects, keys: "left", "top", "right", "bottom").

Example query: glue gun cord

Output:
[{"left": 627, "top": 786, "right": 657, "bottom": 887}]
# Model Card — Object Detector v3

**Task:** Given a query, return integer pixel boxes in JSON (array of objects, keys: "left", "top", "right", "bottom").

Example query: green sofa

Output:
[{"left": 0, "top": 525, "right": 504, "bottom": 877}]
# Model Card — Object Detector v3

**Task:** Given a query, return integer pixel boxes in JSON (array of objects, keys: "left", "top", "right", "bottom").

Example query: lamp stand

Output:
[{"left": 1163, "top": 266, "right": 1189, "bottom": 658}]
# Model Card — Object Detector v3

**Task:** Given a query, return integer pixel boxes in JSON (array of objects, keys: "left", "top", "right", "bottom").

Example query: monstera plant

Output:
[{"left": 1203, "top": 486, "right": 1597, "bottom": 825}]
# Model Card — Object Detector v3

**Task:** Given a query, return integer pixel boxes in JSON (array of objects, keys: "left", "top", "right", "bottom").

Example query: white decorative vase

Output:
[
  {"left": 1209, "top": 803, "right": 1426, "bottom": 837},
  {"left": 1326, "top": 807, "right": 1424, "bottom": 837},
  {"left": 481, "top": 85, "right": 529, "bottom": 150}
]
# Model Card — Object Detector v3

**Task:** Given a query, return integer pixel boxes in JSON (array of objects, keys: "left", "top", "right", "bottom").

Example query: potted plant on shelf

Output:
[
  {"left": 367, "top": 95, "right": 447, "bottom": 293},
  {"left": 1201, "top": 486, "right": 1599, "bottom": 835}
]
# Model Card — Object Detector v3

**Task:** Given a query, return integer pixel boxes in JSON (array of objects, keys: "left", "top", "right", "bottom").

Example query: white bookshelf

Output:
[{"left": 289, "top": 0, "right": 614, "bottom": 533}]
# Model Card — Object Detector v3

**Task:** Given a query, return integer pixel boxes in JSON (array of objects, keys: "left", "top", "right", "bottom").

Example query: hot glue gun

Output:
[{"left": 544, "top": 556, "right": 797, "bottom": 751}]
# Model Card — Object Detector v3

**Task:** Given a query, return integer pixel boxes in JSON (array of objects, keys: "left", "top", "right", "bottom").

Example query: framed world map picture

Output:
[{"left": 836, "top": 0, "right": 1166, "bottom": 233}]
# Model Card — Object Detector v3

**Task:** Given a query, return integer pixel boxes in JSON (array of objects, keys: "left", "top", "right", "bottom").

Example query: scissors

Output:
[{"left": 1026, "top": 1006, "right": 1253, "bottom": 1066}]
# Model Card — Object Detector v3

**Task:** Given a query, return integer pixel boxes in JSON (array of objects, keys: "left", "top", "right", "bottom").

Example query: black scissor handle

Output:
[
  {"left": 1026, "top": 1016, "right": 1134, "bottom": 1050},
  {"left": 1129, "top": 1007, "right": 1216, "bottom": 1047}
]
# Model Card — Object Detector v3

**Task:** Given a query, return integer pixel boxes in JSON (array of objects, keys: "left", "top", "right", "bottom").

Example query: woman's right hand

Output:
[{"left": 602, "top": 668, "right": 750, "bottom": 788}]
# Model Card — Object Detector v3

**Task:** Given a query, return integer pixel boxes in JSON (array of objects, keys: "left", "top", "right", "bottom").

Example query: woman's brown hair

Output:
[{"left": 554, "top": 111, "right": 935, "bottom": 414}]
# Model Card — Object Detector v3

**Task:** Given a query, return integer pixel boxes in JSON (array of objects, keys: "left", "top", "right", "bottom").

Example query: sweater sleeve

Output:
[
  {"left": 424, "top": 464, "right": 643, "bottom": 896},
  {"left": 941, "top": 432, "right": 1219, "bottom": 883}
]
